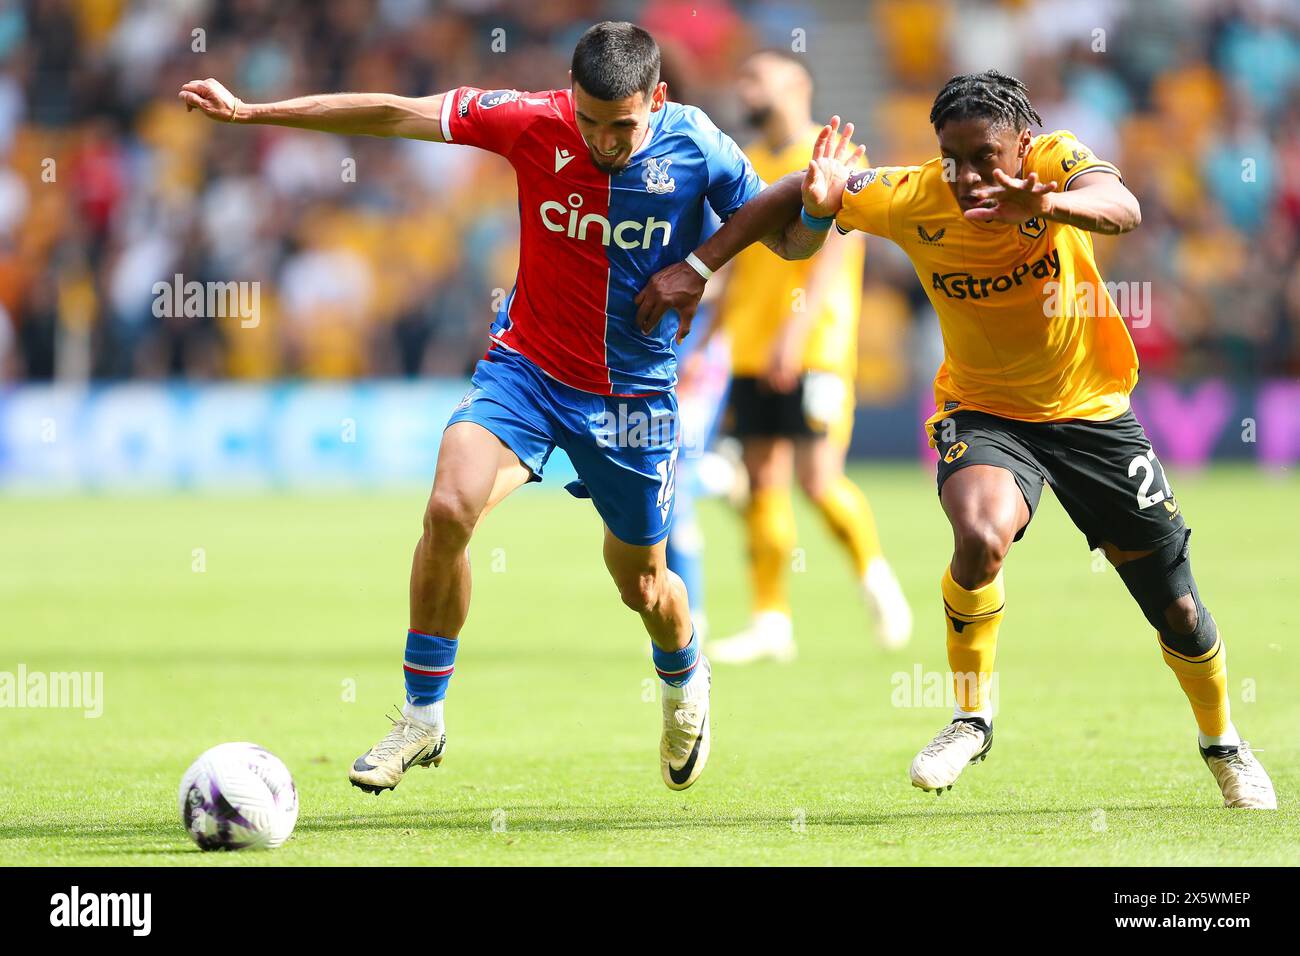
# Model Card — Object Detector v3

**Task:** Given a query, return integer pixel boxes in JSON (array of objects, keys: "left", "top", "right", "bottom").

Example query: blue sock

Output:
[
  {"left": 404, "top": 629, "right": 457, "bottom": 704},
  {"left": 653, "top": 631, "right": 700, "bottom": 686}
]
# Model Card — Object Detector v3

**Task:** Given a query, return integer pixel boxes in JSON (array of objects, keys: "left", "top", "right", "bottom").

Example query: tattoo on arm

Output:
[{"left": 762, "top": 217, "right": 831, "bottom": 260}]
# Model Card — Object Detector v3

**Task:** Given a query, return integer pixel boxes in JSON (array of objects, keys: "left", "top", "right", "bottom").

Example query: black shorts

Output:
[
  {"left": 729, "top": 376, "right": 811, "bottom": 438},
  {"left": 728, "top": 374, "right": 851, "bottom": 440},
  {"left": 930, "top": 409, "right": 1187, "bottom": 551}
]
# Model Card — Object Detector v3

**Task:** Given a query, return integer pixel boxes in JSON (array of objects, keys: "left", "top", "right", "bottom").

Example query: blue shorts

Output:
[{"left": 446, "top": 346, "right": 679, "bottom": 547}]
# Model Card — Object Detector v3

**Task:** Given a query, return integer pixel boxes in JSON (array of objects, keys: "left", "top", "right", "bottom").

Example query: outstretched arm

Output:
[
  {"left": 636, "top": 117, "right": 864, "bottom": 340},
  {"left": 179, "top": 77, "right": 448, "bottom": 142},
  {"left": 701, "top": 171, "right": 805, "bottom": 269},
  {"left": 691, "top": 118, "right": 861, "bottom": 268},
  {"left": 632, "top": 171, "right": 799, "bottom": 341},
  {"left": 1042, "top": 171, "right": 1141, "bottom": 234},
  {"left": 963, "top": 168, "right": 1140, "bottom": 235}
]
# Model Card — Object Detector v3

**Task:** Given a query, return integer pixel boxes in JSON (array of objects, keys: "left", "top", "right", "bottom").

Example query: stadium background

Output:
[
  {"left": 2, "top": 0, "right": 1300, "bottom": 869},
  {"left": 1, "top": 0, "right": 1298, "bottom": 488}
]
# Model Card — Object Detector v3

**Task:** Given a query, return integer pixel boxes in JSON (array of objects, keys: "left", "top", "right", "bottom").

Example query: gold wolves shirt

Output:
[
  {"left": 442, "top": 87, "right": 763, "bottom": 395},
  {"left": 834, "top": 130, "right": 1137, "bottom": 428},
  {"left": 720, "top": 125, "right": 865, "bottom": 378}
]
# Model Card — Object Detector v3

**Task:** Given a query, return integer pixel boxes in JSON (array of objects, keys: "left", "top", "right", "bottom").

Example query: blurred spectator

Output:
[{"left": 2, "top": 0, "right": 1298, "bottom": 388}]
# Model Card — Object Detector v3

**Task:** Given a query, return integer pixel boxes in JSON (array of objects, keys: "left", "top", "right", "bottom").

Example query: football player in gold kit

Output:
[
  {"left": 639, "top": 70, "right": 1275, "bottom": 809},
  {"left": 710, "top": 51, "right": 912, "bottom": 664}
]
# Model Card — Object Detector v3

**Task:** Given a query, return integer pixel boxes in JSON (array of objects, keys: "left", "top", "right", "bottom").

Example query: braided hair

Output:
[{"left": 929, "top": 70, "right": 1042, "bottom": 133}]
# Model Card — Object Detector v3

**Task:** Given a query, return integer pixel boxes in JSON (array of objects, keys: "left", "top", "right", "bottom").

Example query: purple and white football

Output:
[{"left": 178, "top": 743, "right": 299, "bottom": 851}]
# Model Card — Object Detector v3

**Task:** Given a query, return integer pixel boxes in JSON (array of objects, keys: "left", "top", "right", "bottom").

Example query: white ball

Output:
[{"left": 178, "top": 742, "right": 299, "bottom": 851}]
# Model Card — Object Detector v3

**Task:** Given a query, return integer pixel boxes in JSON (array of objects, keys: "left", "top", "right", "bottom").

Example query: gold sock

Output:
[
  {"left": 941, "top": 565, "right": 1005, "bottom": 714},
  {"left": 747, "top": 487, "right": 796, "bottom": 615},
  {"left": 1159, "top": 632, "right": 1230, "bottom": 738},
  {"left": 811, "top": 475, "right": 882, "bottom": 578}
]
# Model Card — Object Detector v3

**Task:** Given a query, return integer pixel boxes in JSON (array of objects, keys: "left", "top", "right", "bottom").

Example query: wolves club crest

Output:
[{"left": 1019, "top": 216, "right": 1047, "bottom": 239}]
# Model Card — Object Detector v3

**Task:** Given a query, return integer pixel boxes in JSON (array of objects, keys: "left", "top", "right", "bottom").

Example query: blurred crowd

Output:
[
  {"left": 0, "top": 0, "right": 1298, "bottom": 389},
  {"left": 861, "top": 0, "right": 1300, "bottom": 390}
]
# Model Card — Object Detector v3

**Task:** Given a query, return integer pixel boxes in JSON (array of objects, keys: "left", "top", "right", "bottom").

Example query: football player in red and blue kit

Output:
[{"left": 180, "top": 21, "right": 862, "bottom": 793}]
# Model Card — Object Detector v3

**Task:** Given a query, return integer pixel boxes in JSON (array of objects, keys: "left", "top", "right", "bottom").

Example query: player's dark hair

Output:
[
  {"left": 929, "top": 70, "right": 1042, "bottom": 133},
  {"left": 571, "top": 21, "right": 661, "bottom": 102}
]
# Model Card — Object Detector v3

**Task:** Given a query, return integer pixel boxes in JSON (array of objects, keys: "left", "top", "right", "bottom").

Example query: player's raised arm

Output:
[
  {"left": 761, "top": 116, "right": 866, "bottom": 259},
  {"left": 965, "top": 167, "right": 1141, "bottom": 235},
  {"left": 179, "top": 77, "right": 449, "bottom": 142},
  {"left": 636, "top": 116, "right": 864, "bottom": 339},
  {"left": 702, "top": 117, "right": 861, "bottom": 266},
  {"left": 1042, "top": 170, "right": 1141, "bottom": 234}
]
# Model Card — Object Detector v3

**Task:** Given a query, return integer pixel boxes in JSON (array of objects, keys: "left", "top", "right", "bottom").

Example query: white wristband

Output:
[{"left": 685, "top": 252, "right": 713, "bottom": 281}]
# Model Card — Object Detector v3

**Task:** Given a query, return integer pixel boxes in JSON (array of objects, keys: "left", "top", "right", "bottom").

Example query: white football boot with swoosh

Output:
[
  {"left": 349, "top": 710, "right": 446, "bottom": 794},
  {"left": 661, "top": 658, "right": 711, "bottom": 791}
]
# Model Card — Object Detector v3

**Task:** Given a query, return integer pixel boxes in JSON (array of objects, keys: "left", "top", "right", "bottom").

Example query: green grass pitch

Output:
[{"left": 1, "top": 464, "right": 1296, "bottom": 866}]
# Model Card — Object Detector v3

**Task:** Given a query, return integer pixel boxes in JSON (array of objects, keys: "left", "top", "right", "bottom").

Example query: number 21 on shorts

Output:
[{"left": 1128, "top": 449, "right": 1173, "bottom": 510}]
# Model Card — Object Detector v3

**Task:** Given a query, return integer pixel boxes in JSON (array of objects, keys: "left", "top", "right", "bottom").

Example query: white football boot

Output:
[
  {"left": 349, "top": 710, "right": 446, "bottom": 794},
  {"left": 661, "top": 658, "right": 711, "bottom": 791},
  {"left": 863, "top": 557, "right": 913, "bottom": 650},
  {"left": 909, "top": 717, "right": 992, "bottom": 794},
  {"left": 706, "top": 610, "right": 796, "bottom": 665},
  {"left": 1201, "top": 742, "right": 1277, "bottom": 809}
]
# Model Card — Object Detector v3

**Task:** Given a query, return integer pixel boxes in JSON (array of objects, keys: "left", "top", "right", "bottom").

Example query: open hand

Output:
[
  {"left": 801, "top": 115, "right": 866, "bottom": 219},
  {"left": 963, "top": 168, "right": 1058, "bottom": 224}
]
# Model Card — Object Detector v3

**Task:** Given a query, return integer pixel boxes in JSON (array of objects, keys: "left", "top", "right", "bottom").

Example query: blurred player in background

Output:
[
  {"left": 708, "top": 51, "right": 912, "bottom": 665},
  {"left": 663, "top": 290, "right": 733, "bottom": 642},
  {"left": 181, "top": 22, "right": 857, "bottom": 796},
  {"left": 662, "top": 202, "right": 735, "bottom": 642},
  {"left": 641, "top": 69, "right": 1275, "bottom": 810}
]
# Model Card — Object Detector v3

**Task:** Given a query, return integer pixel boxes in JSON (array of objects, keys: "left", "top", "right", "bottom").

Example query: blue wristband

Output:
[{"left": 800, "top": 207, "right": 834, "bottom": 231}]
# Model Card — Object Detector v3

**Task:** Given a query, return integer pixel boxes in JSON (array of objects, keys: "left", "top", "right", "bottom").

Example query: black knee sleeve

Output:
[{"left": 1114, "top": 529, "right": 1218, "bottom": 659}]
